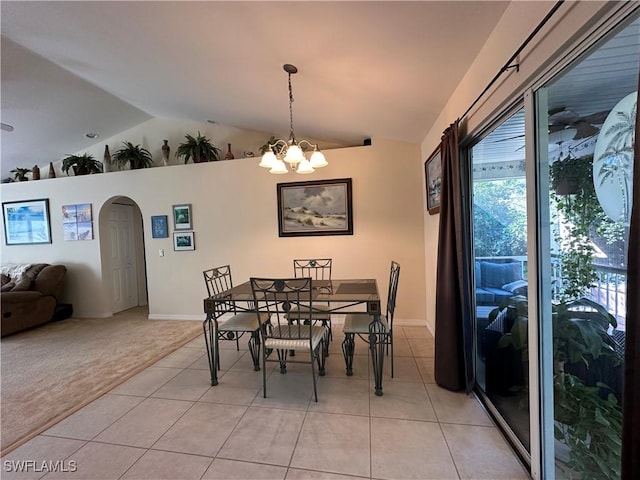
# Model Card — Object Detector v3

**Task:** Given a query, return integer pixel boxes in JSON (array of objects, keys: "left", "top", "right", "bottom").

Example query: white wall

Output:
[
  {"left": 1, "top": 131, "right": 426, "bottom": 322},
  {"left": 419, "top": 0, "right": 621, "bottom": 332}
]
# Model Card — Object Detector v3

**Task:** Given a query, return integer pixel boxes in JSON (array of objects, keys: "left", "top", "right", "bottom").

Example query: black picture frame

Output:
[
  {"left": 2, "top": 198, "right": 52, "bottom": 245},
  {"left": 277, "top": 178, "right": 353, "bottom": 237},
  {"left": 425, "top": 146, "right": 442, "bottom": 215},
  {"left": 151, "top": 215, "right": 169, "bottom": 238}
]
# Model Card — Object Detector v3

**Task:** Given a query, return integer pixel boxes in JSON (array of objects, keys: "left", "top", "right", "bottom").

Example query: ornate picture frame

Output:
[
  {"left": 277, "top": 178, "right": 353, "bottom": 237},
  {"left": 425, "top": 146, "right": 442, "bottom": 215}
]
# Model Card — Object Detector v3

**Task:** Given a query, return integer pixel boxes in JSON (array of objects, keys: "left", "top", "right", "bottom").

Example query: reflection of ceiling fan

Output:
[{"left": 548, "top": 106, "right": 609, "bottom": 139}]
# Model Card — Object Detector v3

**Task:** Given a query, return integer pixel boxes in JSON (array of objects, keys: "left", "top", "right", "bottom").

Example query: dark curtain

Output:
[
  {"left": 434, "top": 121, "right": 474, "bottom": 392},
  {"left": 621, "top": 81, "right": 640, "bottom": 480}
]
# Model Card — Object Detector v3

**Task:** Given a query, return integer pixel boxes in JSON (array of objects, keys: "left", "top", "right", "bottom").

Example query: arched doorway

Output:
[{"left": 99, "top": 196, "right": 148, "bottom": 315}]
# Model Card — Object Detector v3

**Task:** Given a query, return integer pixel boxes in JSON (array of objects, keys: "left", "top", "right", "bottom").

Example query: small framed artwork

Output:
[
  {"left": 172, "top": 204, "right": 192, "bottom": 230},
  {"left": 277, "top": 178, "right": 353, "bottom": 237},
  {"left": 62, "top": 203, "right": 93, "bottom": 240},
  {"left": 425, "top": 146, "right": 442, "bottom": 215},
  {"left": 2, "top": 198, "right": 52, "bottom": 245},
  {"left": 173, "top": 231, "right": 195, "bottom": 251},
  {"left": 151, "top": 215, "right": 169, "bottom": 238}
]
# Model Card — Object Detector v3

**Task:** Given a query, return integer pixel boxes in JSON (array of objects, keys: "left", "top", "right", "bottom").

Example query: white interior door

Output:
[{"left": 108, "top": 204, "right": 138, "bottom": 313}]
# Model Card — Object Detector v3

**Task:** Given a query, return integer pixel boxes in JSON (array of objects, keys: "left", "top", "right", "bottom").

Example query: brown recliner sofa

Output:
[{"left": 1, "top": 264, "right": 67, "bottom": 337}]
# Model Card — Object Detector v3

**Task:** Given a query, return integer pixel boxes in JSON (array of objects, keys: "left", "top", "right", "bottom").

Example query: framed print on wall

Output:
[
  {"left": 62, "top": 203, "right": 94, "bottom": 240},
  {"left": 172, "top": 204, "right": 192, "bottom": 230},
  {"left": 173, "top": 231, "right": 195, "bottom": 251},
  {"left": 425, "top": 146, "right": 442, "bottom": 215},
  {"left": 151, "top": 215, "right": 169, "bottom": 238},
  {"left": 2, "top": 198, "right": 52, "bottom": 245},
  {"left": 277, "top": 178, "right": 353, "bottom": 237}
]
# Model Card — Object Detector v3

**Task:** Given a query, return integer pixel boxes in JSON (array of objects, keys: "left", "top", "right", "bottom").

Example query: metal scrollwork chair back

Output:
[
  {"left": 202, "top": 265, "right": 263, "bottom": 379},
  {"left": 250, "top": 277, "right": 327, "bottom": 402},
  {"left": 291, "top": 258, "right": 334, "bottom": 343},
  {"left": 342, "top": 261, "right": 400, "bottom": 377}
]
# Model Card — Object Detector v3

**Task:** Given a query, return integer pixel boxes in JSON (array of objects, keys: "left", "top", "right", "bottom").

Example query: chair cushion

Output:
[
  {"left": 219, "top": 312, "right": 267, "bottom": 332},
  {"left": 264, "top": 325, "right": 325, "bottom": 351},
  {"left": 286, "top": 304, "right": 331, "bottom": 321},
  {"left": 343, "top": 314, "right": 389, "bottom": 334}
]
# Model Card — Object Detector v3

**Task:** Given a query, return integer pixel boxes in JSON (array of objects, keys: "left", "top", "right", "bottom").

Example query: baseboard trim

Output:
[{"left": 148, "top": 314, "right": 203, "bottom": 321}]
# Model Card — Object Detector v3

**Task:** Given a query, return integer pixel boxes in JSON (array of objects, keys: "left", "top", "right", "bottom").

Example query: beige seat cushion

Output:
[
  {"left": 343, "top": 314, "right": 389, "bottom": 334},
  {"left": 219, "top": 312, "right": 268, "bottom": 332},
  {"left": 264, "top": 325, "right": 325, "bottom": 351},
  {"left": 286, "top": 304, "right": 331, "bottom": 321}
]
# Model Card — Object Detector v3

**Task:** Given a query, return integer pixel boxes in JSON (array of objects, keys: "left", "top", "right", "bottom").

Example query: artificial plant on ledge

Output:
[
  {"left": 175, "top": 132, "right": 221, "bottom": 163},
  {"left": 111, "top": 142, "right": 154, "bottom": 170}
]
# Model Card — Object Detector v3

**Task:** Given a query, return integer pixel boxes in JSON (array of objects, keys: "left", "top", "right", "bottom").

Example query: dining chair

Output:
[
  {"left": 342, "top": 261, "right": 400, "bottom": 377},
  {"left": 250, "top": 277, "right": 327, "bottom": 402},
  {"left": 203, "top": 265, "right": 264, "bottom": 372},
  {"left": 290, "top": 258, "right": 333, "bottom": 343}
]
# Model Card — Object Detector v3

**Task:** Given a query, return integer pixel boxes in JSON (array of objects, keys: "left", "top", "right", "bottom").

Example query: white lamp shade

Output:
[
  {"left": 269, "top": 159, "right": 288, "bottom": 174},
  {"left": 309, "top": 150, "right": 328, "bottom": 168},
  {"left": 284, "top": 144, "right": 304, "bottom": 164},
  {"left": 259, "top": 151, "right": 277, "bottom": 168},
  {"left": 296, "top": 159, "right": 315, "bottom": 174}
]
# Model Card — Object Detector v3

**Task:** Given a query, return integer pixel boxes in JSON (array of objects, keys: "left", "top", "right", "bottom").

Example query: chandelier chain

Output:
[{"left": 288, "top": 72, "right": 295, "bottom": 142}]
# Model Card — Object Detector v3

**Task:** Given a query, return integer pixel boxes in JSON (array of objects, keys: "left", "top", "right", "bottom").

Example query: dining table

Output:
[{"left": 203, "top": 278, "right": 390, "bottom": 396}]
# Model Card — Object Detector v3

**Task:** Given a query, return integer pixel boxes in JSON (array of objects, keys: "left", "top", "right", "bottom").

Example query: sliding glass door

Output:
[
  {"left": 470, "top": 109, "right": 530, "bottom": 455},
  {"left": 535, "top": 16, "right": 638, "bottom": 480},
  {"left": 469, "top": 11, "right": 638, "bottom": 479}
]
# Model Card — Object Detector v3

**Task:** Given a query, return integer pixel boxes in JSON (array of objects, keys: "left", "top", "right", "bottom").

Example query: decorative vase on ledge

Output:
[
  {"left": 162, "top": 140, "right": 170, "bottom": 166},
  {"left": 225, "top": 143, "right": 234, "bottom": 160}
]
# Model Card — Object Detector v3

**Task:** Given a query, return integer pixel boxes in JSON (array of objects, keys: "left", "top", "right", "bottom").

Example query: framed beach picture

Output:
[
  {"left": 2, "top": 198, "right": 52, "bottom": 245},
  {"left": 173, "top": 231, "right": 195, "bottom": 251},
  {"left": 172, "top": 204, "right": 192, "bottom": 230},
  {"left": 277, "top": 178, "right": 353, "bottom": 237},
  {"left": 425, "top": 146, "right": 442, "bottom": 215},
  {"left": 151, "top": 215, "right": 169, "bottom": 238}
]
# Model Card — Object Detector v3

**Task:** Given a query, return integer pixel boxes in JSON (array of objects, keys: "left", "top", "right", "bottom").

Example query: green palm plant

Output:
[
  {"left": 111, "top": 142, "right": 154, "bottom": 170},
  {"left": 61, "top": 153, "right": 103, "bottom": 176},
  {"left": 175, "top": 132, "right": 221, "bottom": 163}
]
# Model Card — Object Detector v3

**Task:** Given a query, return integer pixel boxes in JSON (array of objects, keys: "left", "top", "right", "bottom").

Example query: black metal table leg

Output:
[
  {"left": 203, "top": 314, "right": 219, "bottom": 386},
  {"left": 369, "top": 315, "right": 386, "bottom": 396},
  {"left": 248, "top": 331, "right": 261, "bottom": 371},
  {"left": 342, "top": 333, "right": 355, "bottom": 376}
]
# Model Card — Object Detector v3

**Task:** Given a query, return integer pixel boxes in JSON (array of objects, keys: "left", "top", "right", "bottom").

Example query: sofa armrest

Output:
[
  {"left": 33, "top": 265, "right": 67, "bottom": 298},
  {"left": 1, "top": 291, "right": 44, "bottom": 303}
]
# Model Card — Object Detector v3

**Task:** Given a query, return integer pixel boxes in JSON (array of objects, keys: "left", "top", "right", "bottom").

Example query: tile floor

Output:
[{"left": 2, "top": 324, "right": 530, "bottom": 480}]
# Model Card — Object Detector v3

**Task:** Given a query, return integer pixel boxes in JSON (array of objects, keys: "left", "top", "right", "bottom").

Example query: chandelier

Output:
[{"left": 259, "top": 64, "right": 327, "bottom": 174}]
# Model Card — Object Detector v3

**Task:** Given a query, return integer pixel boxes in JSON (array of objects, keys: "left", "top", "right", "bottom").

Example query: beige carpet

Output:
[{"left": 0, "top": 307, "right": 202, "bottom": 455}]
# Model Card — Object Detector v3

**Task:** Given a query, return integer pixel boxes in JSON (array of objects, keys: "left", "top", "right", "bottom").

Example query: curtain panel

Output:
[{"left": 434, "top": 121, "right": 474, "bottom": 393}]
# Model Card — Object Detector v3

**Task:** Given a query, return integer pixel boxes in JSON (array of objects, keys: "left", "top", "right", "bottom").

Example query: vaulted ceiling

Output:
[{"left": 1, "top": 1, "right": 512, "bottom": 180}]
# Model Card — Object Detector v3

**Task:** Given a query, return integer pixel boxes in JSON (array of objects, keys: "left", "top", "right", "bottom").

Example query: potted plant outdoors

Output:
[
  {"left": 111, "top": 141, "right": 154, "bottom": 170},
  {"left": 61, "top": 153, "right": 103, "bottom": 176},
  {"left": 493, "top": 296, "right": 622, "bottom": 480},
  {"left": 10, "top": 168, "right": 30, "bottom": 182},
  {"left": 549, "top": 153, "right": 614, "bottom": 300},
  {"left": 175, "top": 132, "right": 221, "bottom": 163}
]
